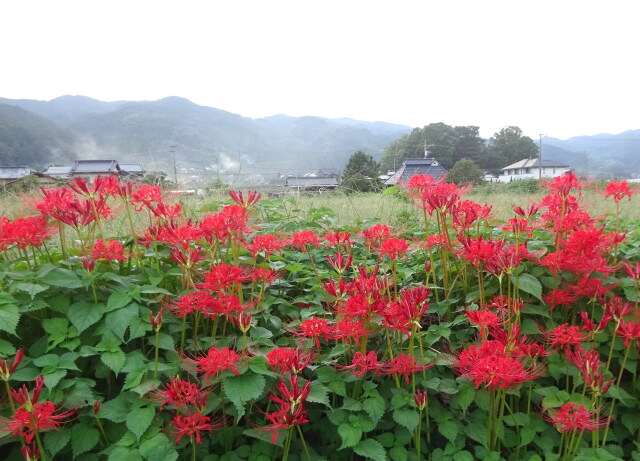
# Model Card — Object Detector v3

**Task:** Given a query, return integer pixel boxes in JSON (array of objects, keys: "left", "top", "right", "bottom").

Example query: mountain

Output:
[{"left": 0, "top": 96, "right": 412, "bottom": 178}]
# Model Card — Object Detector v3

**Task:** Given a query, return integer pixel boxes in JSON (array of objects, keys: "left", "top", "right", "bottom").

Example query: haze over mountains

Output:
[{"left": 0, "top": 95, "right": 638, "bottom": 180}]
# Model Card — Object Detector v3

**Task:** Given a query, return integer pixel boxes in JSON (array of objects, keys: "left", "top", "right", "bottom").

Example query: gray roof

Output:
[
  {"left": 43, "top": 166, "right": 72, "bottom": 177},
  {"left": 384, "top": 158, "right": 448, "bottom": 186},
  {"left": 502, "top": 158, "right": 569, "bottom": 170},
  {"left": 120, "top": 163, "right": 145, "bottom": 173},
  {"left": 71, "top": 160, "right": 120, "bottom": 174},
  {"left": 0, "top": 166, "right": 33, "bottom": 179},
  {"left": 286, "top": 177, "right": 339, "bottom": 188}
]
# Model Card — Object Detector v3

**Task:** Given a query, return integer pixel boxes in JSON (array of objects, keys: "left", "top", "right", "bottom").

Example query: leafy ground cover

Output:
[{"left": 0, "top": 175, "right": 639, "bottom": 461}]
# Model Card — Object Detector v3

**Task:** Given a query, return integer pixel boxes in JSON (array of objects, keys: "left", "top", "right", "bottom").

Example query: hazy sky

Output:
[{"left": 1, "top": 1, "right": 638, "bottom": 140}]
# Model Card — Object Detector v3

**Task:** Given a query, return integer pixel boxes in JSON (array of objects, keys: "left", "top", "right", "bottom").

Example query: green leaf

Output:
[
  {"left": 0, "top": 303, "right": 20, "bottom": 335},
  {"left": 363, "top": 394, "right": 386, "bottom": 425},
  {"left": 307, "top": 380, "right": 331, "bottom": 407},
  {"left": 512, "top": 273, "right": 543, "bottom": 301},
  {"left": 126, "top": 406, "right": 155, "bottom": 441},
  {"left": 454, "top": 384, "right": 475, "bottom": 413},
  {"left": 0, "top": 338, "right": 16, "bottom": 355},
  {"left": 45, "top": 427, "right": 71, "bottom": 457},
  {"left": 108, "top": 446, "right": 144, "bottom": 461},
  {"left": 15, "top": 282, "right": 48, "bottom": 298},
  {"left": 71, "top": 423, "right": 100, "bottom": 457},
  {"left": 453, "top": 451, "right": 474, "bottom": 461},
  {"left": 43, "top": 369, "right": 67, "bottom": 389},
  {"left": 392, "top": 408, "right": 419, "bottom": 432},
  {"left": 107, "top": 291, "right": 134, "bottom": 312},
  {"left": 519, "top": 427, "right": 536, "bottom": 447},
  {"left": 338, "top": 422, "right": 363, "bottom": 449},
  {"left": 101, "top": 348, "right": 127, "bottom": 374},
  {"left": 353, "top": 438, "right": 387, "bottom": 461},
  {"left": 68, "top": 301, "right": 105, "bottom": 334},
  {"left": 438, "top": 419, "right": 459, "bottom": 443},
  {"left": 464, "top": 421, "right": 487, "bottom": 447},
  {"left": 389, "top": 446, "right": 408, "bottom": 461},
  {"left": 101, "top": 394, "right": 132, "bottom": 423},
  {"left": 222, "top": 373, "right": 265, "bottom": 420},
  {"left": 106, "top": 304, "right": 140, "bottom": 341},
  {"left": 38, "top": 267, "right": 84, "bottom": 289}
]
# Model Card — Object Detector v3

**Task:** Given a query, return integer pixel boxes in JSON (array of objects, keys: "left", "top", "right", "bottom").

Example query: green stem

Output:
[
  {"left": 154, "top": 330, "right": 160, "bottom": 380},
  {"left": 297, "top": 425, "right": 312, "bottom": 461}
]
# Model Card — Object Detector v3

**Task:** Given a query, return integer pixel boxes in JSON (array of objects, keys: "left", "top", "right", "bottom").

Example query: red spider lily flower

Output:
[
  {"left": 324, "top": 231, "right": 352, "bottom": 250},
  {"left": 623, "top": 261, "right": 640, "bottom": 280},
  {"left": 264, "top": 402, "right": 309, "bottom": 444},
  {"left": 566, "top": 347, "right": 613, "bottom": 396},
  {"left": 421, "top": 181, "right": 464, "bottom": 215},
  {"left": 425, "top": 232, "right": 449, "bottom": 249},
  {"left": 0, "top": 349, "right": 24, "bottom": 382},
  {"left": 168, "top": 291, "right": 218, "bottom": 319},
  {"left": 545, "top": 403, "right": 607, "bottom": 433},
  {"left": 147, "top": 377, "right": 208, "bottom": 410},
  {"left": 545, "top": 171, "right": 581, "bottom": 198},
  {"left": 543, "top": 288, "right": 577, "bottom": 311},
  {"left": 542, "top": 323, "right": 585, "bottom": 351},
  {"left": 199, "top": 264, "right": 247, "bottom": 292},
  {"left": 579, "top": 311, "right": 597, "bottom": 332},
  {"left": 323, "top": 278, "right": 349, "bottom": 299},
  {"left": 236, "top": 311, "right": 252, "bottom": 333},
  {"left": 377, "top": 238, "right": 409, "bottom": 260},
  {"left": 90, "top": 239, "right": 129, "bottom": 262},
  {"left": 11, "top": 376, "right": 45, "bottom": 407},
  {"left": 196, "top": 347, "right": 245, "bottom": 380},
  {"left": 130, "top": 184, "right": 164, "bottom": 211},
  {"left": 571, "top": 276, "right": 617, "bottom": 301},
  {"left": 414, "top": 389, "right": 428, "bottom": 411},
  {"left": 466, "top": 308, "right": 502, "bottom": 339},
  {"left": 455, "top": 340, "right": 543, "bottom": 390},
  {"left": 296, "top": 318, "right": 333, "bottom": 347},
  {"left": 340, "top": 292, "right": 387, "bottom": 324},
  {"left": 149, "top": 309, "right": 163, "bottom": 332},
  {"left": 248, "top": 267, "right": 282, "bottom": 284},
  {"left": 266, "top": 347, "right": 314, "bottom": 375},
  {"left": 405, "top": 173, "right": 435, "bottom": 193},
  {"left": 326, "top": 252, "right": 353, "bottom": 274},
  {"left": 397, "top": 286, "right": 430, "bottom": 324},
  {"left": 332, "top": 318, "right": 373, "bottom": 346},
  {"left": 458, "top": 235, "right": 506, "bottom": 269},
  {"left": 452, "top": 200, "right": 492, "bottom": 230},
  {"left": 21, "top": 441, "right": 40, "bottom": 461},
  {"left": 269, "top": 375, "right": 311, "bottom": 410},
  {"left": 229, "top": 190, "right": 262, "bottom": 209},
  {"left": 0, "top": 401, "right": 75, "bottom": 444},
  {"left": 290, "top": 230, "right": 321, "bottom": 251},
  {"left": 616, "top": 321, "right": 640, "bottom": 348},
  {"left": 383, "top": 353, "right": 433, "bottom": 384},
  {"left": 555, "top": 228, "right": 618, "bottom": 275},
  {"left": 513, "top": 204, "right": 540, "bottom": 218},
  {"left": 361, "top": 223, "right": 393, "bottom": 249},
  {"left": 93, "top": 401, "right": 101, "bottom": 416},
  {"left": 169, "top": 412, "right": 216, "bottom": 444},
  {"left": 603, "top": 180, "right": 637, "bottom": 203},
  {"left": 148, "top": 202, "right": 183, "bottom": 219},
  {"left": 337, "top": 351, "right": 383, "bottom": 377},
  {"left": 486, "top": 295, "right": 523, "bottom": 314},
  {"left": 154, "top": 222, "right": 205, "bottom": 249},
  {"left": 603, "top": 296, "right": 632, "bottom": 322},
  {"left": 0, "top": 215, "right": 53, "bottom": 250},
  {"left": 501, "top": 217, "right": 534, "bottom": 236},
  {"left": 81, "top": 257, "right": 95, "bottom": 272},
  {"left": 484, "top": 244, "right": 529, "bottom": 277},
  {"left": 169, "top": 246, "right": 205, "bottom": 267},
  {"left": 243, "top": 234, "right": 288, "bottom": 258}
]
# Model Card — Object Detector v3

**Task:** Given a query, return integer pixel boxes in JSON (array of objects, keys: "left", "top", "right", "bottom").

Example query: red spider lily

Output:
[
  {"left": 269, "top": 375, "right": 311, "bottom": 410},
  {"left": 130, "top": 184, "right": 164, "bottom": 211},
  {"left": 290, "top": 230, "right": 321, "bottom": 251},
  {"left": 212, "top": 204, "right": 251, "bottom": 242},
  {"left": 0, "top": 348, "right": 24, "bottom": 381},
  {"left": 425, "top": 232, "right": 449, "bottom": 249},
  {"left": 377, "top": 238, "right": 409, "bottom": 260},
  {"left": 323, "top": 278, "right": 350, "bottom": 299},
  {"left": 0, "top": 401, "right": 75, "bottom": 444},
  {"left": 148, "top": 202, "right": 183, "bottom": 219},
  {"left": 340, "top": 292, "right": 387, "bottom": 325},
  {"left": 243, "top": 234, "right": 288, "bottom": 258},
  {"left": 147, "top": 377, "right": 208, "bottom": 410},
  {"left": 414, "top": 389, "right": 428, "bottom": 411},
  {"left": 93, "top": 401, "right": 101, "bottom": 416},
  {"left": 405, "top": 173, "right": 435, "bottom": 193},
  {"left": 12, "top": 376, "right": 45, "bottom": 407},
  {"left": 169, "top": 246, "right": 205, "bottom": 267},
  {"left": 542, "top": 323, "right": 585, "bottom": 351},
  {"left": 457, "top": 235, "right": 506, "bottom": 269},
  {"left": 361, "top": 223, "right": 393, "bottom": 249},
  {"left": 229, "top": 190, "right": 262, "bottom": 209},
  {"left": 266, "top": 347, "right": 314, "bottom": 375},
  {"left": 553, "top": 227, "right": 618, "bottom": 275},
  {"left": 248, "top": 267, "right": 282, "bottom": 284},
  {"left": 571, "top": 276, "right": 617, "bottom": 301},
  {"left": 21, "top": 442, "right": 40, "bottom": 461},
  {"left": 501, "top": 217, "right": 534, "bottom": 236},
  {"left": 195, "top": 347, "right": 245, "bottom": 380},
  {"left": 169, "top": 412, "right": 216, "bottom": 444},
  {"left": 466, "top": 308, "right": 502, "bottom": 339},
  {"left": 90, "top": 239, "right": 129, "bottom": 262},
  {"left": 236, "top": 311, "right": 252, "bottom": 333},
  {"left": 154, "top": 222, "right": 204, "bottom": 249},
  {"left": 324, "top": 231, "right": 352, "bottom": 250},
  {"left": 623, "top": 261, "right": 640, "bottom": 280},
  {"left": 545, "top": 170, "right": 581, "bottom": 198},
  {"left": 337, "top": 351, "right": 382, "bottom": 377},
  {"left": 487, "top": 295, "right": 523, "bottom": 314},
  {"left": 603, "top": 296, "right": 632, "bottom": 321},
  {"left": 383, "top": 353, "right": 433, "bottom": 384},
  {"left": 396, "top": 286, "right": 430, "bottom": 324},
  {"left": 543, "top": 288, "right": 577, "bottom": 311},
  {"left": 455, "top": 340, "right": 543, "bottom": 390},
  {"left": 545, "top": 403, "right": 607, "bottom": 433},
  {"left": 617, "top": 321, "right": 640, "bottom": 347},
  {"left": 326, "top": 252, "right": 353, "bottom": 274},
  {"left": 149, "top": 309, "right": 163, "bottom": 332},
  {"left": 452, "top": 200, "right": 492, "bottom": 230},
  {"left": 484, "top": 244, "right": 529, "bottom": 277},
  {"left": 420, "top": 181, "right": 464, "bottom": 215},
  {"left": 264, "top": 402, "right": 309, "bottom": 444},
  {"left": 579, "top": 311, "right": 597, "bottom": 332},
  {"left": 603, "top": 180, "right": 637, "bottom": 203},
  {"left": 199, "top": 263, "right": 247, "bottom": 292},
  {"left": 566, "top": 347, "right": 613, "bottom": 396},
  {"left": 0, "top": 215, "right": 53, "bottom": 250},
  {"left": 168, "top": 291, "right": 218, "bottom": 319},
  {"left": 296, "top": 318, "right": 333, "bottom": 347},
  {"left": 332, "top": 318, "right": 373, "bottom": 346},
  {"left": 513, "top": 204, "right": 540, "bottom": 218}
]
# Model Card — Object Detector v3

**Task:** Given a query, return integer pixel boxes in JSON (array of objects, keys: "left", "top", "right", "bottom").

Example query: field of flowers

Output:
[{"left": 0, "top": 173, "right": 638, "bottom": 461}]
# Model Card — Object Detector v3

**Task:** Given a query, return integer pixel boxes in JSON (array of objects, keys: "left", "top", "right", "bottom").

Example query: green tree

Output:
[
  {"left": 446, "top": 158, "right": 485, "bottom": 185},
  {"left": 486, "top": 126, "right": 538, "bottom": 169},
  {"left": 453, "top": 126, "right": 485, "bottom": 166},
  {"left": 341, "top": 151, "right": 381, "bottom": 193}
]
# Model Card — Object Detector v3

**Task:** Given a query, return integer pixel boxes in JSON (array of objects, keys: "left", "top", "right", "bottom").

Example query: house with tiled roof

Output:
[
  {"left": 383, "top": 158, "right": 448, "bottom": 186},
  {"left": 499, "top": 158, "right": 570, "bottom": 182}
]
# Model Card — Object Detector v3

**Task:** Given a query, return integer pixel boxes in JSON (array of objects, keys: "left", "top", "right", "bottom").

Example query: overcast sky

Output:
[{"left": 1, "top": 1, "right": 638, "bottom": 140}]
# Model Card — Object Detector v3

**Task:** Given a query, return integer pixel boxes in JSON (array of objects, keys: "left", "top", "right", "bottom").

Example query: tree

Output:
[
  {"left": 341, "top": 151, "right": 381, "bottom": 193},
  {"left": 486, "top": 126, "right": 538, "bottom": 168},
  {"left": 446, "top": 158, "right": 484, "bottom": 185}
]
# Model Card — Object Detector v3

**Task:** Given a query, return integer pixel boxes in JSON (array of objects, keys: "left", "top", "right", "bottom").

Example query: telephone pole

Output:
[
  {"left": 170, "top": 145, "right": 177, "bottom": 185},
  {"left": 538, "top": 134, "right": 546, "bottom": 179}
]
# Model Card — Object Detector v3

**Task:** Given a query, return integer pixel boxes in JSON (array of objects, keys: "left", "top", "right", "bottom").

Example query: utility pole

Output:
[
  {"left": 170, "top": 145, "right": 177, "bottom": 185},
  {"left": 538, "top": 134, "right": 546, "bottom": 179}
]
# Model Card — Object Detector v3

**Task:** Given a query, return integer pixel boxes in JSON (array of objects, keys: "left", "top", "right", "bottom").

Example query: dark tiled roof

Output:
[
  {"left": 71, "top": 160, "right": 120, "bottom": 174},
  {"left": 384, "top": 158, "right": 447, "bottom": 186},
  {"left": 286, "top": 177, "right": 339, "bottom": 187}
]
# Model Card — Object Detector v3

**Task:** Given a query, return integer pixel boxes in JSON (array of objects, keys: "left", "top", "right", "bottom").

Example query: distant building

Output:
[
  {"left": 499, "top": 158, "right": 570, "bottom": 182},
  {"left": 384, "top": 158, "right": 448, "bottom": 187},
  {"left": 119, "top": 163, "right": 146, "bottom": 181},
  {"left": 483, "top": 171, "right": 500, "bottom": 182},
  {"left": 285, "top": 176, "right": 339, "bottom": 192},
  {"left": 0, "top": 166, "right": 36, "bottom": 185},
  {"left": 42, "top": 165, "right": 72, "bottom": 179}
]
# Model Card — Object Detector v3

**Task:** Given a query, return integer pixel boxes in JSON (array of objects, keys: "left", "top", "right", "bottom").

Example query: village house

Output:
[
  {"left": 499, "top": 158, "right": 571, "bottom": 182},
  {"left": 383, "top": 157, "right": 448, "bottom": 187},
  {"left": 0, "top": 166, "right": 36, "bottom": 185}
]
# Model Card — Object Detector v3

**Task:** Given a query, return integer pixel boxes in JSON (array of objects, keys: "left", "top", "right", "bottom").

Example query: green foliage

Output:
[
  {"left": 341, "top": 150, "right": 382, "bottom": 193},
  {"left": 446, "top": 158, "right": 484, "bottom": 185}
]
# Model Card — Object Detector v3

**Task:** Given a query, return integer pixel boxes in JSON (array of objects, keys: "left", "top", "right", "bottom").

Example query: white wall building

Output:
[{"left": 499, "top": 158, "right": 571, "bottom": 183}]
